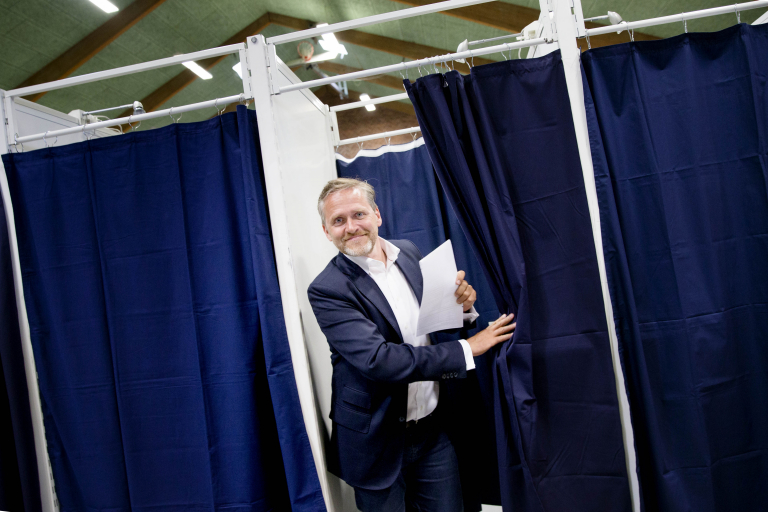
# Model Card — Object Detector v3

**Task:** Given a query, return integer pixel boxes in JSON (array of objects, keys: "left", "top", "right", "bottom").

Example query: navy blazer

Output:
[{"left": 308, "top": 239, "right": 470, "bottom": 490}]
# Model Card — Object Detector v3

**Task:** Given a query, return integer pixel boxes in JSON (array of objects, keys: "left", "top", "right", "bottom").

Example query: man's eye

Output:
[
  {"left": 356, "top": 212, "right": 364, "bottom": 217},
  {"left": 334, "top": 218, "right": 342, "bottom": 224}
]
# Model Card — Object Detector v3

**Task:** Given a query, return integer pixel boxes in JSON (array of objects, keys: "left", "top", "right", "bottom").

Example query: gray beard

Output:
[{"left": 339, "top": 236, "right": 375, "bottom": 257}]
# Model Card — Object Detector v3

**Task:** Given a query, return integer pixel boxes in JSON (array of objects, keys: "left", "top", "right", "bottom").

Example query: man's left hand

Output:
[{"left": 455, "top": 270, "right": 476, "bottom": 312}]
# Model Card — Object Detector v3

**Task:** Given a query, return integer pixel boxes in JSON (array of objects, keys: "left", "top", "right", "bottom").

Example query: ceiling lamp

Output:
[
  {"left": 316, "top": 23, "right": 348, "bottom": 59},
  {"left": 183, "top": 61, "right": 213, "bottom": 80},
  {"left": 88, "top": 0, "right": 119, "bottom": 13},
  {"left": 359, "top": 94, "right": 376, "bottom": 111}
]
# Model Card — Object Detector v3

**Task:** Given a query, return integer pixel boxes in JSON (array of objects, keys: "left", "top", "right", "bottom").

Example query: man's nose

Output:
[{"left": 344, "top": 219, "right": 360, "bottom": 232}]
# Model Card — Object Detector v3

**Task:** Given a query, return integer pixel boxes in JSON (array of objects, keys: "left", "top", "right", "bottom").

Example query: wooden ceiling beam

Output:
[
  {"left": 17, "top": 0, "right": 169, "bottom": 101},
  {"left": 388, "top": 0, "right": 658, "bottom": 47}
]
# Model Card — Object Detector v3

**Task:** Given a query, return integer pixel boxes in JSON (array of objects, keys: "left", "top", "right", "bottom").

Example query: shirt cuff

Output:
[
  {"left": 458, "top": 339, "right": 476, "bottom": 371},
  {"left": 463, "top": 306, "right": 479, "bottom": 324}
]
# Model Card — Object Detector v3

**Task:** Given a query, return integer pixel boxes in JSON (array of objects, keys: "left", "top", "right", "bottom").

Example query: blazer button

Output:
[
  {"left": 399, "top": 417, "right": 405, "bottom": 422},
  {"left": 441, "top": 374, "right": 446, "bottom": 379}
]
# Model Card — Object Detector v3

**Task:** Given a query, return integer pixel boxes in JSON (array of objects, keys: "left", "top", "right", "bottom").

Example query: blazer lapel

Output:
[
  {"left": 392, "top": 243, "right": 424, "bottom": 306},
  {"left": 334, "top": 253, "right": 404, "bottom": 343}
]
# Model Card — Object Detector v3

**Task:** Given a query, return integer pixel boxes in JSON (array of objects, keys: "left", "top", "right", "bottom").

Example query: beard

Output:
[{"left": 336, "top": 232, "right": 376, "bottom": 257}]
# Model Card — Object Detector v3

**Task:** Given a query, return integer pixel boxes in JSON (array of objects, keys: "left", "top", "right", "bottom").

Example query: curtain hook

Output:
[
  {"left": 735, "top": 4, "right": 741, "bottom": 24},
  {"left": 43, "top": 131, "right": 49, "bottom": 148},
  {"left": 586, "top": 32, "right": 592, "bottom": 49},
  {"left": 357, "top": 141, "right": 364, "bottom": 151},
  {"left": 386, "top": 137, "right": 391, "bottom": 146},
  {"left": 682, "top": 13, "right": 687, "bottom": 33},
  {"left": 239, "top": 93, "right": 246, "bottom": 105},
  {"left": 13, "top": 133, "right": 23, "bottom": 153},
  {"left": 411, "top": 132, "right": 418, "bottom": 141},
  {"left": 630, "top": 28, "right": 635, "bottom": 42}
]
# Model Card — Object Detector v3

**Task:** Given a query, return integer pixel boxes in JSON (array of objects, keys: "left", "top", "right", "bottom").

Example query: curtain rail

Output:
[
  {"left": 279, "top": 37, "right": 549, "bottom": 95},
  {"left": 330, "top": 92, "right": 410, "bottom": 112},
  {"left": 584, "top": 0, "right": 768, "bottom": 37},
  {"left": 338, "top": 126, "right": 420, "bottom": 146},
  {"left": 266, "top": 0, "right": 495, "bottom": 45},
  {"left": 5, "top": 44, "right": 245, "bottom": 99},
  {"left": 13, "top": 94, "right": 248, "bottom": 145}
]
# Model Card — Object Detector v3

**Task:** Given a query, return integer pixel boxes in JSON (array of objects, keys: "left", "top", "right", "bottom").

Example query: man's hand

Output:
[
  {"left": 455, "top": 270, "right": 477, "bottom": 312},
  {"left": 466, "top": 314, "right": 516, "bottom": 357}
]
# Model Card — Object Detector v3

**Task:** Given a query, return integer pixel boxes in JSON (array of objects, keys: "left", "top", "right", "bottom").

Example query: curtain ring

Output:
[
  {"left": 13, "top": 133, "right": 23, "bottom": 153},
  {"left": 735, "top": 4, "right": 741, "bottom": 24},
  {"left": 239, "top": 93, "right": 246, "bottom": 105}
]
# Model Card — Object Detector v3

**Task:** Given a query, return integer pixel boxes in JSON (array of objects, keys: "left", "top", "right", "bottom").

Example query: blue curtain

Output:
[
  {"left": 583, "top": 23, "right": 768, "bottom": 511},
  {"left": 1, "top": 106, "right": 325, "bottom": 512},
  {"left": 0, "top": 189, "right": 41, "bottom": 512},
  {"left": 406, "top": 52, "right": 630, "bottom": 511},
  {"left": 336, "top": 142, "right": 501, "bottom": 508}
]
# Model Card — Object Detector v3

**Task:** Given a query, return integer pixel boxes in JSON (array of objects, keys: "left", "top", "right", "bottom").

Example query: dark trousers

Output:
[{"left": 354, "top": 416, "right": 464, "bottom": 512}]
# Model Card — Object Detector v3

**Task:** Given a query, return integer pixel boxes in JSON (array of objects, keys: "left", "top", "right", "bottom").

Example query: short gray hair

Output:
[{"left": 317, "top": 178, "right": 378, "bottom": 226}]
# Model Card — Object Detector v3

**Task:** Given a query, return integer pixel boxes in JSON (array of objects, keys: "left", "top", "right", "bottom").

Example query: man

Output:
[{"left": 308, "top": 178, "right": 515, "bottom": 512}]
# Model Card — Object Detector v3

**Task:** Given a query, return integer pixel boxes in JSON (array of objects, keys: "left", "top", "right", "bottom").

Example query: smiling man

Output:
[{"left": 308, "top": 178, "right": 515, "bottom": 512}]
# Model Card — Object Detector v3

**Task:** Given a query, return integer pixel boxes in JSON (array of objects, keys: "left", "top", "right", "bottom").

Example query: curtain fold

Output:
[
  {"left": 406, "top": 52, "right": 630, "bottom": 511},
  {"left": 583, "top": 23, "right": 768, "bottom": 511},
  {"left": 0, "top": 188, "right": 41, "bottom": 512},
  {"left": 336, "top": 140, "right": 501, "bottom": 508},
  {"left": 1, "top": 106, "right": 325, "bottom": 512}
]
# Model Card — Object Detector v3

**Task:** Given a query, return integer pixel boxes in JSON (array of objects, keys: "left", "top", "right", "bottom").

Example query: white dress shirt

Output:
[{"left": 345, "top": 238, "right": 478, "bottom": 422}]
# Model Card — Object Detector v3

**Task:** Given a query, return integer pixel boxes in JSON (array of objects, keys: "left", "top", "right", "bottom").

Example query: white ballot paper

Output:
[{"left": 416, "top": 239, "right": 464, "bottom": 336}]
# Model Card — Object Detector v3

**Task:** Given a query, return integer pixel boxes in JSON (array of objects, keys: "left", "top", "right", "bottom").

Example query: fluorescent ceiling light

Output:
[
  {"left": 183, "top": 61, "right": 212, "bottom": 80},
  {"left": 89, "top": 0, "right": 119, "bottom": 13},
  {"left": 233, "top": 62, "right": 243, "bottom": 79},
  {"left": 359, "top": 94, "right": 376, "bottom": 111},
  {"left": 316, "top": 23, "right": 348, "bottom": 59}
]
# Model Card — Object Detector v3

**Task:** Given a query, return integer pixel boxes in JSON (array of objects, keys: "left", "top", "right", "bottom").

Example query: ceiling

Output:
[{"left": 0, "top": 0, "right": 764, "bottom": 133}]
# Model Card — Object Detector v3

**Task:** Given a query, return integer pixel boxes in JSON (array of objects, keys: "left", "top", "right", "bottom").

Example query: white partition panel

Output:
[{"left": 247, "top": 35, "right": 359, "bottom": 512}]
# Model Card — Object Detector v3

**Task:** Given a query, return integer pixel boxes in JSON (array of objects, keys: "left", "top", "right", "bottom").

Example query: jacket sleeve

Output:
[{"left": 308, "top": 282, "right": 467, "bottom": 384}]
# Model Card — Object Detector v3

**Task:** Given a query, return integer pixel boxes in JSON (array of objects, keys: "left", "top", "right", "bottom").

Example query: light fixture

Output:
[
  {"left": 88, "top": 0, "right": 119, "bottom": 13},
  {"left": 183, "top": 61, "right": 213, "bottom": 80},
  {"left": 233, "top": 62, "right": 243, "bottom": 79},
  {"left": 132, "top": 101, "right": 145, "bottom": 115},
  {"left": 359, "top": 94, "right": 376, "bottom": 111},
  {"left": 316, "top": 23, "right": 348, "bottom": 59}
]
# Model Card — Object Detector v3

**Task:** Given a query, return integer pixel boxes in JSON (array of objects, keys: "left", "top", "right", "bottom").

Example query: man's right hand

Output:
[{"left": 467, "top": 314, "right": 516, "bottom": 357}]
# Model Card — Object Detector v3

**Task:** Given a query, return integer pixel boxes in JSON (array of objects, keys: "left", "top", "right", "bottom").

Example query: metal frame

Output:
[
  {"left": 277, "top": 37, "right": 549, "bottom": 94},
  {"left": 330, "top": 92, "right": 410, "bottom": 113},
  {"left": 13, "top": 93, "right": 247, "bottom": 145},
  {"left": 338, "top": 126, "right": 420, "bottom": 146},
  {"left": 585, "top": 0, "right": 768, "bottom": 37}
]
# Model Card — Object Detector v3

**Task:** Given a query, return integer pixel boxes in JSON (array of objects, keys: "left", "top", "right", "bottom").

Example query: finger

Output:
[
  {"left": 488, "top": 313, "right": 506, "bottom": 327},
  {"left": 455, "top": 280, "right": 469, "bottom": 298},
  {"left": 455, "top": 270, "right": 465, "bottom": 285},
  {"left": 497, "top": 322, "right": 517, "bottom": 334},
  {"left": 494, "top": 314, "right": 515, "bottom": 327},
  {"left": 457, "top": 286, "right": 471, "bottom": 302}
]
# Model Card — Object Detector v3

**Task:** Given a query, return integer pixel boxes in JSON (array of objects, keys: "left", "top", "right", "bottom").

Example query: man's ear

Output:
[
  {"left": 375, "top": 208, "right": 382, "bottom": 227},
  {"left": 322, "top": 223, "right": 333, "bottom": 241}
]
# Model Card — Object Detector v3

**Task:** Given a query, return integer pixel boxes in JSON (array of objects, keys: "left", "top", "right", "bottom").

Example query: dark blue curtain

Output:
[
  {"left": 0, "top": 190, "right": 41, "bottom": 512},
  {"left": 406, "top": 52, "right": 631, "bottom": 511},
  {"left": 1, "top": 106, "right": 325, "bottom": 512},
  {"left": 336, "top": 142, "right": 501, "bottom": 508},
  {"left": 583, "top": 23, "right": 768, "bottom": 512}
]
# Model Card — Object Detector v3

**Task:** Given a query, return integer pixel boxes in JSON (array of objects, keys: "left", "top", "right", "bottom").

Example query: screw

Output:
[{"left": 251, "top": 37, "right": 257, "bottom": 43}]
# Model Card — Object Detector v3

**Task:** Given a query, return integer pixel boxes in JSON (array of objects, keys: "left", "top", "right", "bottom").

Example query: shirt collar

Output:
[{"left": 344, "top": 237, "right": 400, "bottom": 275}]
